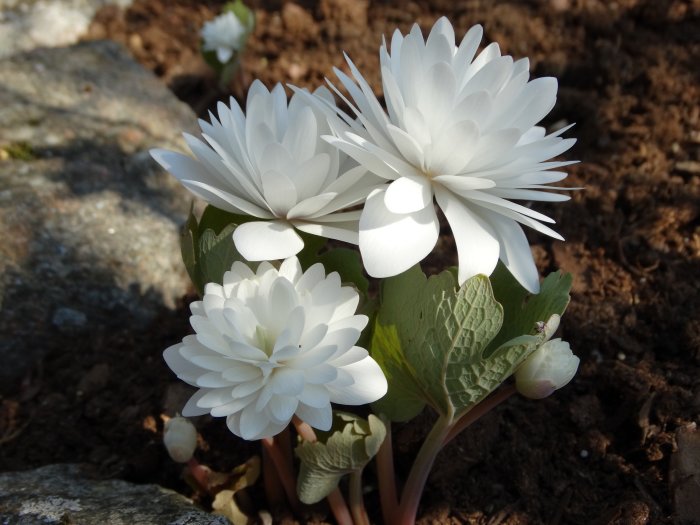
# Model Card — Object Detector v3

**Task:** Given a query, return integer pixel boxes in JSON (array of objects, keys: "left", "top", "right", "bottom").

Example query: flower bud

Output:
[
  {"left": 515, "top": 338, "right": 579, "bottom": 399},
  {"left": 163, "top": 416, "right": 198, "bottom": 463}
]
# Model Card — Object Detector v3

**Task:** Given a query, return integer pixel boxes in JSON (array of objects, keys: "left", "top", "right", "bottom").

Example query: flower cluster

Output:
[
  {"left": 155, "top": 16, "right": 574, "bottom": 293},
  {"left": 156, "top": 16, "right": 579, "bottom": 443},
  {"left": 164, "top": 258, "right": 387, "bottom": 440}
]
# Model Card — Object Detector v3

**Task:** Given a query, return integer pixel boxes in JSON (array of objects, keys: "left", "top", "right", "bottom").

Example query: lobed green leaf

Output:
[{"left": 295, "top": 412, "right": 386, "bottom": 504}]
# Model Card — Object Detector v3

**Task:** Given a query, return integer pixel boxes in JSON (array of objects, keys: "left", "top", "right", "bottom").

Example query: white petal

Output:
[
  {"left": 181, "top": 180, "right": 273, "bottom": 218},
  {"left": 384, "top": 175, "right": 433, "bottom": 214},
  {"left": 233, "top": 220, "right": 304, "bottom": 261},
  {"left": 268, "top": 395, "right": 298, "bottom": 424},
  {"left": 287, "top": 193, "right": 337, "bottom": 219},
  {"left": 327, "top": 357, "right": 388, "bottom": 405},
  {"left": 432, "top": 174, "right": 496, "bottom": 193},
  {"left": 182, "top": 390, "right": 213, "bottom": 417},
  {"left": 434, "top": 187, "right": 499, "bottom": 284},
  {"left": 328, "top": 346, "right": 369, "bottom": 367},
  {"left": 261, "top": 169, "right": 298, "bottom": 215},
  {"left": 295, "top": 402, "right": 332, "bottom": 431},
  {"left": 210, "top": 393, "right": 257, "bottom": 417},
  {"left": 293, "top": 220, "right": 359, "bottom": 245},
  {"left": 222, "top": 364, "right": 262, "bottom": 382},
  {"left": 239, "top": 404, "right": 273, "bottom": 440},
  {"left": 386, "top": 124, "right": 425, "bottom": 168},
  {"left": 488, "top": 212, "right": 540, "bottom": 293},
  {"left": 298, "top": 384, "right": 331, "bottom": 409},
  {"left": 359, "top": 189, "right": 439, "bottom": 278},
  {"left": 270, "top": 368, "right": 305, "bottom": 396}
]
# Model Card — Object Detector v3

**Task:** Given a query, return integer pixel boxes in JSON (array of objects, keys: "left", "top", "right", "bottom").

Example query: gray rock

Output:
[
  {"left": 0, "top": 464, "right": 230, "bottom": 525},
  {"left": 0, "top": 40, "right": 200, "bottom": 394},
  {"left": 0, "top": 0, "right": 134, "bottom": 59}
]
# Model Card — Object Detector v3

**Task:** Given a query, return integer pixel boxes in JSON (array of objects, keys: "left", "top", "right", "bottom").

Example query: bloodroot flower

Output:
[
  {"left": 151, "top": 81, "right": 381, "bottom": 262},
  {"left": 515, "top": 315, "right": 579, "bottom": 399},
  {"left": 312, "top": 17, "right": 576, "bottom": 292},
  {"left": 164, "top": 257, "right": 388, "bottom": 441},
  {"left": 201, "top": 10, "right": 251, "bottom": 64}
]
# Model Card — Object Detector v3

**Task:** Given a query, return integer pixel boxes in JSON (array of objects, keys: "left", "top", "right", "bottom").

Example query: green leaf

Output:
[
  {"left": 198, "top": 223, "right": 242, "bottom": 287},
  {"left": 180, "top": 204, "right": 200, "bottom": 291},
  {"left": 179, "top": 204, "right": 245, "bottom": 294},
  {"left": 295, "top": 412, "right": 386, "bottom": 504},
  {"left": 371, "top": 264, "right": 574, "bottom": 424},
  {"left": 369, "top": 266, "right": 428, "bottom": 422},
  {"left": 224, "top": 0, "right": 255, "bottom": 30},
  {"left": 294, "top": 232, "right": 328, "bottom": 270},
  {"left": 316, "top": 248, "right": 369, "bottom": 296},
  {"left": 370, "top": 322, "right": 425, "bottom": 422},
  {"left": 485, "top": 262, "right": 573, "bottom": 356},
  {"left": 197, "top": 206, "right": 250, "bottom": 237},
  {"left": 430, "top": 274, "right": 505, "bottom": 419}
]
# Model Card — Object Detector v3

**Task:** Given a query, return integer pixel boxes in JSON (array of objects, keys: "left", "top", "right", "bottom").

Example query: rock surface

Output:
[
  {"left": 0, "top": 0, "right": 133, "bottom": 59},
  {"left": 0, "top": 463, "right": 230, "bottom": 525},
  {"left": 0, "top": 40, "right": 198, "bottom": 394}
]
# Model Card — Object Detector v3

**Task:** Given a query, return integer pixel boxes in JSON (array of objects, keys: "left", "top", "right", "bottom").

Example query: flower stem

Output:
[
  {"left": 396, "top": 415, "right": 453, "bottom": 525},
  {"left": 261, "top": 437, "right": 301, "bottom": 512},
  {"left": 261, "top": 445, "right": 285, "bottom": 508},
  {"left": 292, "top": 416, "right": 353, "bottom": 525},
  {"left": 186, "top": 458, "right": 209, "bottom": 494},
  {"left": 376, "top": 420, "right": 399, "bottom": 524},
  {"left": 443, "top": 385, "right": 516, "bottom": 447},
  {"left": 349, "top": 469, "right": 370, "bottom": 525},
  {"left": 327, "top": 488, "right": 354, "bottom": 525}
]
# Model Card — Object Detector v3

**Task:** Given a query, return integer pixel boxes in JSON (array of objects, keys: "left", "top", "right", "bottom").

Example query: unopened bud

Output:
[
  {"left": 164, "top": 416, "right": 198, "bottom": 463},
  {"left": 515, "top": 338, "right": 579, "bottom": 399}
]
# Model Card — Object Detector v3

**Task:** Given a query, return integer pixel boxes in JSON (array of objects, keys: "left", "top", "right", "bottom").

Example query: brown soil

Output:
[{"left": 2, "top": 1, "right": 700, "bottom": 524}]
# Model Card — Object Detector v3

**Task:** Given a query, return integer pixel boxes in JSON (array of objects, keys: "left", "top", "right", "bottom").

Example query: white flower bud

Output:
[
  {"left": 163, "top": 416, "right": 198, "bottom": 463},
  {"left": 515, "top": 338, "right": 579, "bottom": 399}
]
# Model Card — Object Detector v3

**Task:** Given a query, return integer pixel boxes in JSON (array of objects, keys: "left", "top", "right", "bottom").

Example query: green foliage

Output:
[
  {"left": 295, "top": 412, "right": 386, "bottom": 504},
  {"left": 223, "top": 0, "right": 255, "bottom": 29},
  {"left": 485, "top": 262, "right": 573, "bottom": 355},
  {"left": 370, "top": 265, "right": 573, "bottom": 424},
  {"left": 316, "top": 248, "right": 369, "bottom": 296},
  {"left": 296, "top": 237, "right": 369, "bottom": 300},
  {"left": 180, "top": 204, "right": 245, "bottom": 294}
]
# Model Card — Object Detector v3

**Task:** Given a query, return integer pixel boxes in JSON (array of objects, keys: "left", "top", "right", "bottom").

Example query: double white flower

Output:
[
  {"left": 201, "top": 10, "right": 252, "bottom": 64},
  {"left": 151, "top": 81, "right": 380, "bottom": 262},
  {"left": 305, "top": 17, "right": 575, "bottom": 292},
  {"left": 164, "top": 258, "right": 388, "bottom": 440}
]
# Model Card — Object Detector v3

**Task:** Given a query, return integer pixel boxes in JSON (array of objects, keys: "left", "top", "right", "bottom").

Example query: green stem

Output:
[
  {"left": 443, "top": 385, "right": 516, "bottom": 447},
  {"left": 376, "top": 420, "right": 399, "bottom": 524},
  {"left": 349, "top": 469, "right": 369, "bottom": 525},
  {"left": 396, "top": 415, "right": 453, "bottom": 525}
]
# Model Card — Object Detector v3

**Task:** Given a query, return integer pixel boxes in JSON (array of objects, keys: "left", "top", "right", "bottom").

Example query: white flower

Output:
[
  {"left": 164, "top": 257, "right": 388, "bottom": 441},
  {"left": 201, "top": 11, "right": 250, "bottom": 64},
  {"left": 306, "top": 17, "right": 576, "bottom": 292},
  {"left": 515, "top": 315, "right": 579, "bottom": 399},
  {"left": 163, "top": 416, "right": 198, "bottom": 463},
  {"left": 151, "top": 81, "right": 380, "bottom": 262}
]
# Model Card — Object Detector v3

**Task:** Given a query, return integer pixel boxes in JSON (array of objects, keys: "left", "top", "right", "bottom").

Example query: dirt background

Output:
[{"left": 1, "top": 0, "right": 699, "bottom": 524}]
